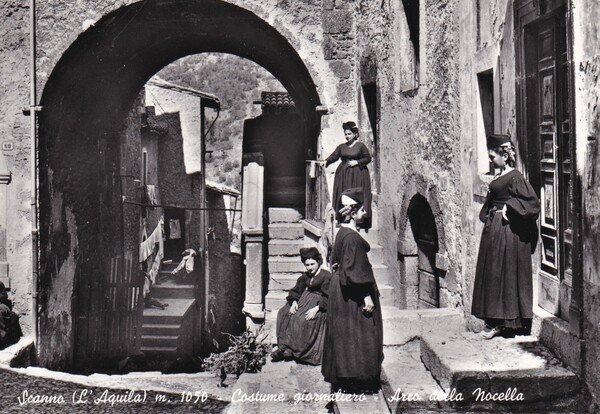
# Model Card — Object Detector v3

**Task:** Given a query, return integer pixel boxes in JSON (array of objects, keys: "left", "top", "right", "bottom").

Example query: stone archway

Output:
[{"left": 37, "top": 0, "right": 322, "bottom": 370}]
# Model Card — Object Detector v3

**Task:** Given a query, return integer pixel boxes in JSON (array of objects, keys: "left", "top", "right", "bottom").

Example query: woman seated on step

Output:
[{"left": 271, "top": 247, "right": 331, "bottom": 365}]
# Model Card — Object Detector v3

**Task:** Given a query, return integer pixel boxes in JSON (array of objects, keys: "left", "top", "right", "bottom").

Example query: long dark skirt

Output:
[
  {"left": 332, "top": 164, "right": 372, "bottom": 229},
  {"left": 276, "top": 290, "right": 326, "bottom": 365},
  {"left": 321, "top": 273, "right": 383, "bottom": 386},
  {"left": 471, "top": 211, "right": 534, "bottom": 329}
]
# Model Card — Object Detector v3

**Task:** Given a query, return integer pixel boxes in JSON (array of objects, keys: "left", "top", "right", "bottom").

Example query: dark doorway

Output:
[
  {"left": 362, "top": 82, "right": 380, "bottom": 192},
  {"left": 164, "top": 208, "right": 187, "bottom": 261},
  {"left": 243, "top": 92, "right": 306, "bottom": 212},
  {"left": 407, "top": 195, "right": 441, "bottom": 308}
]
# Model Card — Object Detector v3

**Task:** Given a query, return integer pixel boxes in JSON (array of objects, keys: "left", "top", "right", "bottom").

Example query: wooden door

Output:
[{"left": 526, "top": 11, "right": 574, "bottom": 318}]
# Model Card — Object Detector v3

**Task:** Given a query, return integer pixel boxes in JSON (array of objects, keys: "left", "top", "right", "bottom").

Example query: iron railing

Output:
[{"left": 305, "top": 160, "right": 329, "bottom": 222}]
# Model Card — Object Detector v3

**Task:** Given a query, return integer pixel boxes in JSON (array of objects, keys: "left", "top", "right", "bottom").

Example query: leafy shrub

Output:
[{"left": 203, "top": 327, "right": 270, "bottom": 377}]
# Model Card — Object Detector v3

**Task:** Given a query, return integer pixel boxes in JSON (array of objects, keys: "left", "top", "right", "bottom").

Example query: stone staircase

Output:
[
  {"left": 140, "top": 262, "right": 196, "bottom": 360},
  {"left": 265, "top": 208, "right": 306, "bottom": 311}
]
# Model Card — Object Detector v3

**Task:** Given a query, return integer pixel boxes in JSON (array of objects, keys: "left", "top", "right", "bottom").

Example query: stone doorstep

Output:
[
  {"left": 420, "top": 331, "right": 580, "bottom": 404},
  {"left": 532, "top": 306, "right": 583, "bottom": 375},
  {"left": 381, "top": 307, "right": 465, "bottom": 346},
  {"left": 268, "top": 222, "right": 304, "bottom": 240},
  {"left": 268, "top": 207, "right": 303, "bottom": 224}
]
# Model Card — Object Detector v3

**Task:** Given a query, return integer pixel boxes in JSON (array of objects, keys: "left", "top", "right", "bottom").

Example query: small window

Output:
[
  {"left": 402, "top": 0, "right": 420, "bottom": 65},
  {"left": 476, "top": 70, "right": 495, "bottom": 174}
]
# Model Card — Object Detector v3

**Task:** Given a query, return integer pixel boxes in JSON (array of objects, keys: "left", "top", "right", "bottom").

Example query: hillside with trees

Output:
[{"left": 156, "top": 53, "right": 284, "bottom": 189}]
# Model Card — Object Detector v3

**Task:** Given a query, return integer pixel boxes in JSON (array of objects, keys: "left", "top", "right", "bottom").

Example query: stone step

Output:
[
  {"left": 268, "top": 223, "right": 304, "bottom": 240},
  {"left": 380, "top": 307, "right": 465, "bottom": 346},
  {"left": 268, "top": 273, "right": 298, "bottom": 291},
  {"left": 268, "top": 239, "right": 305, "bottom": 256},
  {"left": 373, "top": 264, "right": 393, "bottom": 286},
  {"left": 420, "top": 331, "right": 580, "bottom": 408},
  {"left": 140, "top": 345, "right": 178, "bottom": 359},
  {"left": 141, "top": 334, "right": 179, "bottom": 348},
  {"left": 142, "top": 323, "right": 180, "bottom": 336},
  {"left": 381, "top": 341, "right": 448, "bottom": 413},
  {"left": 160, "top": 261, "right": 178, "bottom": 272},
  {"left": 265, "top": 290, "right": 288, "bottom": 311},
  {"left": 378, "top": 284, "right": 396, "bottom": 307},
  {"left": 151, "top": 281, "right": 195, "bottom": 299},
  {"left": 142, "top": 298, "right": 195, "bottom": 324},
  {"left": 368, "top": 244, "right": 384, "bottom": 264},
  {"left": 268, "top": 208, "right": 303, "bottom": 224},
  {"left": 268, "top": 256, "right": 305, "bottom": 273}
]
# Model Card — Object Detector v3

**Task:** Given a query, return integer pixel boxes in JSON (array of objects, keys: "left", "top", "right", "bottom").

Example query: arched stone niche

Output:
[{"left": 396, "top": 175, "right": 450, "bottom": 309}]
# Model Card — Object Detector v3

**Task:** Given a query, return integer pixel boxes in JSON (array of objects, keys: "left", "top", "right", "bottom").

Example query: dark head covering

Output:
[
  {"left": 340, "top": 187, "right": 364, "bottom": 206},
  {"left": 342, "top": 121, "right": 359, "bottom": 133},
  {"left": 487, "top": 134, "right": 512, "bottom": 149},
  {"left": 299, "top": 247, "right": 322, "bottom": 265}
]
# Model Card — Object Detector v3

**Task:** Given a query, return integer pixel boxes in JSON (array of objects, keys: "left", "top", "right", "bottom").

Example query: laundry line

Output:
[{"left": 122, "top": 199, "right": 242, "bottom": 212}]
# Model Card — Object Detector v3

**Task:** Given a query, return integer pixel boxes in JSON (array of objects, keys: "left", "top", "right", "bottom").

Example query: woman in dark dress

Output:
[
  {"left": 272, "top": 247, "right": 331, "bottom": 365},
  {"left": 325, "top": 121, "right": 372, "bottom": 229},
  {"left": 322, "top": 188, "right": 383, "bottom": 392},
  {"left": 472, "top": 134, "right": 540, "bottom": 339}
]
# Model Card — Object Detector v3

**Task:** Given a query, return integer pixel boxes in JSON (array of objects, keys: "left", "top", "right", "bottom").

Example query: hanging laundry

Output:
[
  {"left": 169, "top": 219, "right": 182, "bottom": 240},
  {"left": 309, "top": 160, "right": 317, "bottom": 178},
  {"left": 147, "top": 246, "right": 163, "bottom": 285},
  {"left": 172, "top": 248, "right": 196, "bottom": 275},
  {"left": 146, "top": 185, "right": 158, "bottom": 206},
  {"left": 139, "top": 217, "right": 164, "bottom": 262}
]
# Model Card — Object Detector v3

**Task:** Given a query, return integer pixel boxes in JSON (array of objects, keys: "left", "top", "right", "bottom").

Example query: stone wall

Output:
[
  {"left": 0, "top": 0, "right": 34, "bottom": 336},
  {"left": 575, "top": 0, "right": 600, "bottom": 406},
  {"left": 355, "top": 0, "right": 464, "bottom": 310}
]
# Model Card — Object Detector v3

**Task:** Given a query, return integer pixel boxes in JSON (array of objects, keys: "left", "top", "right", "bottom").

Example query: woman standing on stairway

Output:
[
  {"left": 472, "top": 134, "right": 540, "bottom": 339},
  {"left": 322, "top": 188, "right": 383, "bottom": 393},
  {"left": 324, "top": 121, "right": 373, "bottom": 229},
  {"left": 272, "top": 247, "right": 331, "bottom": 365}
]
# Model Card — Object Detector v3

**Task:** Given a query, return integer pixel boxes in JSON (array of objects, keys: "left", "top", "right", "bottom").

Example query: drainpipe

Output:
[{"left": 29, "top": 0, "right": 40, "bottom": 347}]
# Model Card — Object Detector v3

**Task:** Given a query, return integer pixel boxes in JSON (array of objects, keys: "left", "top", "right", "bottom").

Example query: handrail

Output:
[{"left": 305, "top": 160, "right": 329, "bottom": 222}]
